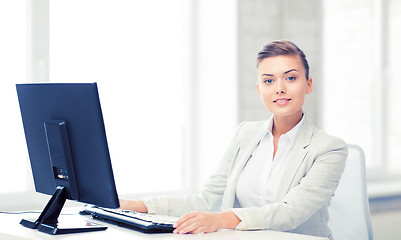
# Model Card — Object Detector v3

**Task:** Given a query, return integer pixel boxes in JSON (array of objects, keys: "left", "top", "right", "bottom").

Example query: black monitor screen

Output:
[{"left": 16, "top": 82, "right": 119, "bottom": 234}]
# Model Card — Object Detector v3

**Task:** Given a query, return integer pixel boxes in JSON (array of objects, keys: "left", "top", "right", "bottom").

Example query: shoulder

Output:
[
  {"left": 235, "top": 120, "right": 266, "bottom": 139},
  {"left": 237, "top": 120, "right": 266, "bottom": 132},
  {"left": 313, "top": 126, "right": 346, "bottom": 151},
  {"left": 303, "top": 118, "right": 348, "bottom": 159},
  {"left": 224, "top": 120, "right": 266, "bottom": 150}
]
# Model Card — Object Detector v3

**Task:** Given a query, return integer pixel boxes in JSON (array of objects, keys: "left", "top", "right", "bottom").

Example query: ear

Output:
[
  {"left": 256, "top": 82, "right": 262, "bottom": 97},
  {"left": 306, "top": 78, "right": 313, "bottom": 94}
]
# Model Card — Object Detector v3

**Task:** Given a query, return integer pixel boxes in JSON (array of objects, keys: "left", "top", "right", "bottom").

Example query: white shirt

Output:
[{"left": 236, "top": 115, "right": 305, "bottom": 207}]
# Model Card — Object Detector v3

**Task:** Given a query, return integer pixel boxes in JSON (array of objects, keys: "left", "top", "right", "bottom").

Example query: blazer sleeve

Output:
[
  {"left": 232, "top": 134, "right": 348, "bottom": 231},
  {"left": 142, "top": 122, "right": 246, "bottom": 217}
]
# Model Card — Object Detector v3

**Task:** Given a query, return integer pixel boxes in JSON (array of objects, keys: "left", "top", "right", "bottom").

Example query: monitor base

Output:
[
  {"left": 21, "top": 218, "right": 107, "bottom": 235},
  {"left": 20, "top": 186, "right": 107, "bottom": 235}
]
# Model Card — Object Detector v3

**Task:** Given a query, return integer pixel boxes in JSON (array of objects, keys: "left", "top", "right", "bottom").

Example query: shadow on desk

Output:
[{"left": 0, "top": 232, "right": 35, "bottom": 240}]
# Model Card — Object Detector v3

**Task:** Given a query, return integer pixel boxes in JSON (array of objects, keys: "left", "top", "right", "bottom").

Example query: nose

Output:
[{"left": 275, "top": 79, "right": 286, "bottom": 94}]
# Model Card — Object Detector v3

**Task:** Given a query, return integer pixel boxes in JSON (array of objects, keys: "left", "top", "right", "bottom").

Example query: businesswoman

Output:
[{"left": 120, "top": 40, "right": 348, "bottom": 239}]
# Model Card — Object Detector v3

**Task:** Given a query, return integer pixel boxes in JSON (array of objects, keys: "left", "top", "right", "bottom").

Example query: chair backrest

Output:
[{"left": 328, "top": 144, "right": 373, "bottom": 240}]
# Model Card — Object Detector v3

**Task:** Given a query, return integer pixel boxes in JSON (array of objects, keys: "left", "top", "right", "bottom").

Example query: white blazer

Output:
[{"left": 143, "top": 117, "right": 348, "bottom": 239}]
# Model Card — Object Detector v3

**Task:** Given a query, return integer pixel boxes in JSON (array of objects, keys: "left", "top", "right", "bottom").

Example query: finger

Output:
[
  {"left": 173, "top": 215, "right": 193, "bottom": 234},
  {"left": 174, "top": 211, "right": 198, "bottom": 228},
  {"left": 178, "top": 222, "right": 201, "bottom": 234},
  {"left": 174, "top": 217, "right": 199, "bottom": 234},
  {"left": 190, "top": 226, "right": 207, "bottom": 234}
]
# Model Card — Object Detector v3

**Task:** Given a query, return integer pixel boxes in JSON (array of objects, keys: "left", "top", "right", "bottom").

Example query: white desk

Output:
[{"left": 0, "top": 210, "right": 328, "bottom": 240}]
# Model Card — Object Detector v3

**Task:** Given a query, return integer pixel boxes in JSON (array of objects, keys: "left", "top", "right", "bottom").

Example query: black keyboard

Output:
[{"left": 81, "top": 206, "right": 178, "bottom": 233}]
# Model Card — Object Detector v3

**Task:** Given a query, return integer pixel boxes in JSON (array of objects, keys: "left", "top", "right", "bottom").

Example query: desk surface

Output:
[{"left": 0, "top": 209, "right": 328, "bottom": 240}]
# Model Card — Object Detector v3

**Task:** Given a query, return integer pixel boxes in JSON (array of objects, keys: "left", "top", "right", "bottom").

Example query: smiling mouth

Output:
[{"left": 273, "top": 98, "right": 291, "bottom": 103}]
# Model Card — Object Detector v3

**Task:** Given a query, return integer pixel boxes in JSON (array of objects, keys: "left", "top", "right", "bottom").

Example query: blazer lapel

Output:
[
  {"left": 221, "top": 122, "right": 265, "bottom": 209},
  {"left": 276, "top": 118, "right": 314, "bottom": 198}
]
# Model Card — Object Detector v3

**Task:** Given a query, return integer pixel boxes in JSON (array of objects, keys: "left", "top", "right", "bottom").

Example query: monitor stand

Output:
[{"left": 20, "top": 186, "right": 107, "bottom": 235}]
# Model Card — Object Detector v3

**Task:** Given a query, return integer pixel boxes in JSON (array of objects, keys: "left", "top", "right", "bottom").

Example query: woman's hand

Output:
[
  {"left": 173, "top": 210, "right": 241, "bottom": 234},
  {"left": 118, "top": 199, "right": 148, "bottom": 213}
]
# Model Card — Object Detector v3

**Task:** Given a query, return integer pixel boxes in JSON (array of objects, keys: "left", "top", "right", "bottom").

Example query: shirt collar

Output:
[{"left": 260, "top": 114, "right": 306, "bottom": 147}]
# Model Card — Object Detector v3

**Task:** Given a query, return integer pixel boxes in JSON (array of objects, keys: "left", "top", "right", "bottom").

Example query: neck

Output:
[{"left": 272, "top": 111, "right": 303, "bottom": 137}]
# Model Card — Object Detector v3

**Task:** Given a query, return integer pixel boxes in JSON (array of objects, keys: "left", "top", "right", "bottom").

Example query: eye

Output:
[
  {"left": 264, "top": 79, "right": 274, "bottom": 84},
  {"left": 286, "top": 76, "right": 296, "bottom": 81}
]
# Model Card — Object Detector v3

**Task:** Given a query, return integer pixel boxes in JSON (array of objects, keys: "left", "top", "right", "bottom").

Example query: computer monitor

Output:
[{"left": 16, "top": 82, "right": 119, "bottom": 234}]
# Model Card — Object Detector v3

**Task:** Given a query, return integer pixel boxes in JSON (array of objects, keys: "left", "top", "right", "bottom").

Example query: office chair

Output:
[{"left": 328, "top": 144, "right": 374, "bottom": 240}]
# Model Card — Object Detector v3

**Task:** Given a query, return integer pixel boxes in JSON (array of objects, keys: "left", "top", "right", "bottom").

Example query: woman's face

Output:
[{"left": 256, "top": 55, "right": 312, "bottom": 119}]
